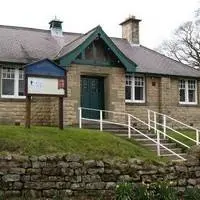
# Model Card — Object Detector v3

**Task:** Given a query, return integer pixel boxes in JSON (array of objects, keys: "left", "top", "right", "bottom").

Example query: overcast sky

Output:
[{"left": 0, "top": 0, "right": 198, "bottom": 48}]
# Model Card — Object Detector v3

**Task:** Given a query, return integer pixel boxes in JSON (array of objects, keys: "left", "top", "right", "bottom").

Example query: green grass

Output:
[
  {"left": 0, "top": 125, "right": 159, "bottom": 161},
  {"left": 167, "top": 129, "right": 197, "bottom": 147}
]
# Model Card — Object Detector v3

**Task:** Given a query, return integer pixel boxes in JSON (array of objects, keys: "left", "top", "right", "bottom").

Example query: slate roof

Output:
[
  {"left": 112, "top": 38, "right": 200, "bottom": 77},
  {"left": 0, "top": 25, "right": 80, "bottom": 63},
  {"left": 55, "top": 26, "right": 98, "bottom": 59},
  {"left": 0, "top": 24, "right": 200, "bottom": 77}
]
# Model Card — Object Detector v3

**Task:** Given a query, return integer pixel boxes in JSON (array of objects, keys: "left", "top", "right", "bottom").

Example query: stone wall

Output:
[
  {"left": 126, "top": 76, "right": 200, "bottom": 129},
  {"left": 1, "top": 62, "right": 200, "bottom": 128},
  {"left": 0, "top": 97, "right": 53, "bottom": 126},
  {"left": 125, "top": 76, "right": 160, "bottom": 124},
  {"left": 0, "top": 152, "right": 200, "bottom": 199},
  {"left": 159, "top": 77, "right": 200, "bottom": 128}
]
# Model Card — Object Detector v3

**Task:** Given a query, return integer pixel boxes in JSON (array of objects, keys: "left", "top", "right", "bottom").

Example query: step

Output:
[
  {"left": 105, "top": 129, "right": 129, "bottom": 133},
  {"left": 160, "top": 153, "right": 187, "bottom": 161},
  {"left": 152, "top": 148, "right": 183, "bottom": 154},
  {"left": 134, "top": 138, "right": 169, "bottom": 144},
  {"left": 143, "top": 143, "right": 177, "bottom": 150},
  {"left": 131, "top": 133, "right": 157, "bottom": 139},
  {"left": 82, "top": 123, "right": 128, "bottom": 130},
  {"left": 115, "top": 133, "right": 130, "bottom": 137}
]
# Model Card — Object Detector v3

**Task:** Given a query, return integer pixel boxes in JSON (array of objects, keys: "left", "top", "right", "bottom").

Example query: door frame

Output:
[{"left": 80, "top": 75, "right": 105, "bottom": 119}]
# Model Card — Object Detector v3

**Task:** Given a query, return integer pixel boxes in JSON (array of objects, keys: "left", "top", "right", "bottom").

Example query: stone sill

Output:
[
  {"left": 0, "top": 98, "right": 26, "bottom": 102},
  {"left": 178, "top": 104, "right": 200, "bottom": 108},
  {"left": 125, "top": 102, "right": 147, "bottom": 106}
]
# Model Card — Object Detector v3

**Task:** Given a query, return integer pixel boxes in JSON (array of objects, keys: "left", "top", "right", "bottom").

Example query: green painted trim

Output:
[
  {"left": 73, "top": 59, "right": 122, "bottom": 67},
  {"left": 58, "top": 26, "right": 137, "bottom": 73}
]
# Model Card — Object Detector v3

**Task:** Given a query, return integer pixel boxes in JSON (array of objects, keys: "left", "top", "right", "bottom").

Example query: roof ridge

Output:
[
  {"left": 140, "top": 45, "right": 200, "bottom": 72},
  {"left": 0, "top": 24, "right": 82, "bottom": 36},
  {"left": 54, "top": 25, "right": 100, "bottom": 59}
]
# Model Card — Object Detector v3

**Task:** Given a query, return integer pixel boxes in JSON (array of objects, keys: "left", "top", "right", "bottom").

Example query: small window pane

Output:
[
  {"left": 18, "top": 80, "right": 25, "bottom": 96},
  {"left": 188, "top": 80, "right": 196, "bottom": 89},
  {"left": 179, "top": 89, "right": 185, "bottom": 102},
  {"left": 2, "top": 79, "right": 14, "bottom": 95},
  {"left": 135, "top": 86, "right": 143, "bottom": 100},
  {"left": 135, "top": 77, "right": 144, "bottom": 87},
  {"left": 188, "top": 90, "right": 195, "bottom": 102},
  {"left": 126, "top": 75, "right": 132, "bottom": 86},
  {"left": 179, "top": 80, "right": 185, "bottom": 89},
  {"left": 125, "top": 86, "right": 131, "bottom": 100}
]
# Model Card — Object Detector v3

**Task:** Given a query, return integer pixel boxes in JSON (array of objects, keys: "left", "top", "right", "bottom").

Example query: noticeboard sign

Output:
[
  {"left": 27, "top": 77, "right": 65, "bottom": 96},
  {"left": 25, "top": 58, "right": 67, "bottom": 96},
  {"left": 24, "top": 58, "right": 67, "bottom": 129}
]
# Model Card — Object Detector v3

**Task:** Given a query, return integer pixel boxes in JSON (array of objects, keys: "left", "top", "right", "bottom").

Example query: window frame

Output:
[
  {"left": 1, "top": 67, "right": 25, "bottom": 99},
  {"left": 179, "top": 79, "right": 198, "bottom": 105},
  {"left": 125, "top": 75, "right": 145, "bottom": 103}
]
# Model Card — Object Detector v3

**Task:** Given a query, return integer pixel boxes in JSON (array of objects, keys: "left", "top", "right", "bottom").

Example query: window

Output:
[
  {"left": 1, "top": 67, "right": 25, "bottom": 98},
  {"left": 125, "top": 75, "right": 145, "bottom": 103},
  {"left": 179, "top": 79, "right": 197, "bottom": 104}
]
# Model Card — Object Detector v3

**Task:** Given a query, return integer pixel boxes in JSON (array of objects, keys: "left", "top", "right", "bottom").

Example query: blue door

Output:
[{"left": 81, "top": 76, "right": 104, "bottom": 119}]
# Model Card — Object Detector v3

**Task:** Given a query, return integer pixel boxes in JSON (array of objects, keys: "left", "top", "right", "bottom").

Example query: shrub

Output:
[
  {"left": 115, "top": 182, "right": 134, "bottom": 200},
  {"left": 183, "top": 187, "right": 200, "bottom": 200},
  {"left": 115, "top": 181, "right": 200, "bottom": 200},
  {"left": 150, "top": 181, "right": 178, "bottom": 200}
]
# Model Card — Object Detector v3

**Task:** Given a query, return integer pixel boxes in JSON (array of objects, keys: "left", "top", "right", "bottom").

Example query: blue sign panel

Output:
[{"left": 25, "top": 58, "right": 65, "bottom": 77}]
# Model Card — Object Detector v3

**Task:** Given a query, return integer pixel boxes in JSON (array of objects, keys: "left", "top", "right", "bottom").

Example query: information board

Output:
[{"left": 27, "top": 77, "right": 65, "bottom": 95}]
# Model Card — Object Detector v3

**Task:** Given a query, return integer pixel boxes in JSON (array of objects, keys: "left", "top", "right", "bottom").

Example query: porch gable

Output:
[{"left": 57, "top": 26, "right": 137, "bottom": 73}]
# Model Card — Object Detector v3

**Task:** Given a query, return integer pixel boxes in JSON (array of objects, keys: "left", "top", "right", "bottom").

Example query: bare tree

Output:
[{"left": 158, "top": 15, "right": 200, "bottom": 68}]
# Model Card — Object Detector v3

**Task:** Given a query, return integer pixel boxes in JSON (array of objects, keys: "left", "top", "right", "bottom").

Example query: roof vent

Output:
[{"left": 49, "top": 16, "right": 63, "bottom": 37}]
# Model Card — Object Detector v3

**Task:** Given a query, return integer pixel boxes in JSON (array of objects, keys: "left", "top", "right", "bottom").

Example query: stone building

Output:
[{"left": 0, "top": 16, "right": 200, "bottom": 127}]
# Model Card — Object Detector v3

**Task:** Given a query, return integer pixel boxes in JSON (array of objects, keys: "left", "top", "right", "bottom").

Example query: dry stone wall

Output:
[{"left": 1, "top": 152, "right": 200, "bottom": 199}]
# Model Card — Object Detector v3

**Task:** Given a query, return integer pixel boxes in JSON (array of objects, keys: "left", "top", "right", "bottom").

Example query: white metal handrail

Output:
[
  {"left": 156, "top": 121, "right": 196, "bottom": 145},
  {"left": 78, "top": 107, "right": 185, "bottom": 160},
  {"left": 147, "top": 109, "right": 200, "bottom": 146}
]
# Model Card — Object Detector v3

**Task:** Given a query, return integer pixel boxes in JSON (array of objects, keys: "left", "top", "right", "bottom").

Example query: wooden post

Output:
[
  {"left": 25, "top": 95, "right": 31, "bottom": 128},
  {"left": 59, "top": 97, "right": 64, "bottom": 130}
]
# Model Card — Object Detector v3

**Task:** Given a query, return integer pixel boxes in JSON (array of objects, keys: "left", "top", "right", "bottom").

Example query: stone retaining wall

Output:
[{"left": 0, "top": 152, "right": 200, "bottom": 200}]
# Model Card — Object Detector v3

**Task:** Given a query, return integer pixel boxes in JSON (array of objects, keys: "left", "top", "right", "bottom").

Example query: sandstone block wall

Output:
[
  {"left": 64, "top": 64, "right": 126, "bottom": 125},
  {"left": 1, "top": 62, "right": 200, "bottom": 128},
  {"left": 126, "top": 76, "right": 200, "bottom": 129},
  {"left": 0, "top": 97, "right": 53, "bottom": 126},
  {"left": 0, "top": 154, "right": 200, "bottom": 199},
  {"left": 125, "top": 76, "right": 160, "bottom": 124}
]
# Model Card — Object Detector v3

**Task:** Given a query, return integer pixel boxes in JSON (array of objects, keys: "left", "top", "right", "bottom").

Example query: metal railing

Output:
[
  {"left": 78, "top": 107, "right": 186, "bottom": 160},
  {"left": 147, "top": 109, "right": 200, "bottom": 148}
]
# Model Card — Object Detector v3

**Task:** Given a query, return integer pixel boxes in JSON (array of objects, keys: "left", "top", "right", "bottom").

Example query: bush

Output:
[
  {"left": 149, "top": 181, "right": 178, "bottom": 200},
  {"left": 183, "top": 187, "right": 200, "bottom": 200},
  {"left": 115, "top": 182, "right": 134, "bottom": 200},
  {"left": 115, "top": 181, "right": 200, "bottom": 200}
]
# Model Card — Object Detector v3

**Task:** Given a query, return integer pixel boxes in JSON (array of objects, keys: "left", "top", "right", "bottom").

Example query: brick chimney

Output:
[{"left": 120, "top": 15, "right": 141, "bottom": 45}]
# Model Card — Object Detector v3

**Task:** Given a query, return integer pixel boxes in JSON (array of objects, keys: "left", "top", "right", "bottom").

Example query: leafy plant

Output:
[
  {"left": 115, "top": 182, "right": 134, "bottom": 200},
  {"left": 132, "top": 183, "right": 153, "bottom": 200},
  {"left": 150, "top": 181, "right": 178, "bottom": 200},
  {"left": 183, "top": 187, "right": 200, "bottom": 200}
]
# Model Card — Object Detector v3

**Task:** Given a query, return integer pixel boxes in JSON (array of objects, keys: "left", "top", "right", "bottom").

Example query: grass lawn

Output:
[
  {"left": 0, "top": 125, "right": 159, "bottom": 161},
  {"left": 167, "top": 129, "right": 197, "bottom": 147}
]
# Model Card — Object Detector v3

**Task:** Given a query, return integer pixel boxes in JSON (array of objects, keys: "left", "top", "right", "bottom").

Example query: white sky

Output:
[{"left": 0, "top": 0, "right": 198, "bottom": 48}]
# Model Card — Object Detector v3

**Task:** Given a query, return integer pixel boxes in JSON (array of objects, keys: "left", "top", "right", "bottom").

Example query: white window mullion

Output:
[
  {"left": 179, "top": 79, "right": 197, "bottom": 105},
  {"left": 143, "top": 79, "right": 145, "bottom": 102},
  {"left": 195, "top": 80, "right": 198, "bottom": 103},
  {"left": 14, "top": 69, "right": 19, "bottom": 97},
  {"left": 125, "top": 75, "right": 145, "bottom": 103},
  {"left": 185, "top": 81, "right": 188, "bottom": 103},
  {"left": 132, "top": 77, "right": 135, "bottom": 101}
]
